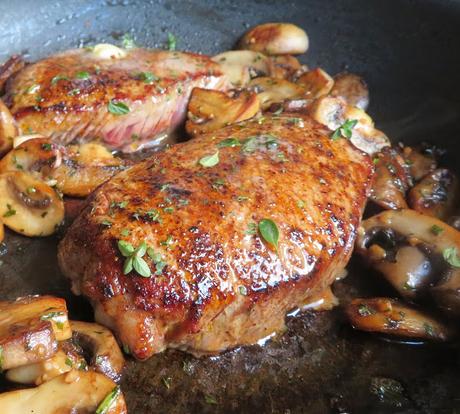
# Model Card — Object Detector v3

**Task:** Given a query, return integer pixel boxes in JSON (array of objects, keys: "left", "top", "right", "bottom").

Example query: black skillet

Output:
[{"left": 0, "top": 0, "right": 460, "bottom": 412}]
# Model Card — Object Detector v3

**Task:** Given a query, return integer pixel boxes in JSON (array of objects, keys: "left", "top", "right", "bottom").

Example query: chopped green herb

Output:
[
  {"left": 372, "top": 157, "right": 380, "bottom": 164},
  {"left": 212, "top": 178, "right": 225, "bottom": 190},
  {"left": 204, "top": 394, "right": 218, "bottom": 405},
  {"left": 236, "top": 195, "right": 249, "bottom": 202},
  {"left": 160, "top": 234, "right": 174, "bottom": 246},
  {"left": 136, "top": 71, "right": 159, "bottom": 84},
  {"left": 118, "top": 240, "right": 152, "bottom": 278},
  {"left": 163, "top": 206, "right": 175, "bottom": 214},
  {"left": 199, "top": 151, "right": 219, "bottom": 167},
  {"left": 423, "top": 322, "right": 434, "bottom": 337},
  {"left": 25, "top": 84, "right": 40, "bottom": 94},
  {"left": 167, "top": 32, "right": 177, "bottom": 51},
  {"left": 51, "top": 74, "right": 69, "bottom": 85},
  {"left": 132, "top": 256, "right": 151, "bottom": 278},
  {"left": 75, "top": 71, "right": 90, "bottom": 80},
  {"left": 217, "top": 138, "right": 241, "bottom": 148},
  {"left": 241, "top": 134, "right": 278, "bottom": 153},
  {"left": 120, "top": 228, "right": 130, "bottom": 237},
  {"left": 26, "top": 186, "right": 36, "bottom": 194},
  {"left": 121, "top": 33, "right": 137, "bottom": 49},
  {"left": 41, "top": 143, "right": 52, "bottom": 151},
  {"left": 68, "top": 88, "right": 80, "bottom": 96},
  {"left": 95, "top": 386, "right": 121, "bottom": 414},
  {"left": 160, "top": 183, "right": 170, "bottom": 192},
  {"left": 108, "top": 100, "right": 130, "bottom": 115},
  {"left": 3, "top": 204, "right": 16, "bottom": 218},
  {"left": 101, "top": 219, "right": 112, "bottom": 227},
  {"left": 238, "top": 285, "right": 247, "bottom": 296},
  {"left": 430, "top": 224, "right": 444, "bottom": 236},
  {"left": 65, "top": 357, "right": 73, "bottom": 367},
  {"left": 358, "top": 304, "right": 376, "bottom": 316},
  {"left": 443, "top": 247, "right": 460, "bottom": 268},
  {"left": 331, "top": 119, "right": 358, "bottom": 140},
  {"left": 258, "top": 219, "right": 279, "bottom": 250},
  {"left": 245, "top": 222, "right": 257, "bottom": 235},
  {"left": 178, "top": 199, "right": 189, "bottom": 206},
  {"left": 117, "top": 240, "right": 135, "bottom": 257},
  {"left": 162, "top": 377, "right": 172, "bottom": 389}
]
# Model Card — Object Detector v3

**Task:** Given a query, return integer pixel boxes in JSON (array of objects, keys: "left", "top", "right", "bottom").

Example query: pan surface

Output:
[{"left": 0, "top": 0, "right": 460, "bottom": 412}]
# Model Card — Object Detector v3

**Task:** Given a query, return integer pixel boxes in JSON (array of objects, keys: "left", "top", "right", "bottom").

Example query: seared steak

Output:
[
  {"left": 5, "top": 48, "right": 226, "bottom": 152},
  {"left": 58, "top": 114, "right": 373, "bottom": 359}
]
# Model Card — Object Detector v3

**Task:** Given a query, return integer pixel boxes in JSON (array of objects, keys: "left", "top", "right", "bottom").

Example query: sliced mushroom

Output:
[
  {"left": 345, "top": 297, "right": 452, "bottom": 341},
  {"left": 212, "top": 50, "right": 269, "bottom": 87},
  {"left": 0, "top": 296, "right": 71, "bottom": 370},
  {"left": 92, "top": 43, "right": 127, "bottom": 60},
  {"left": 370, "top": 147, "right": 413, "bottom": 210},
  {"left": 0, "top": 98, "right": 17, "bottom": 156},
  {"left": 431, "top": 270, "right": 460, "bottom": 317},
  {"left": 249, "top": 76, "right": 306, "bottom": 109},
  {"left": 0, "top": 171, "right": 64, "bottom": 236},
  {"left": 408, "top": 169, "right": 458, "bottom": 220},
  {"left": 296, "top": 68, "right": 334, "bottom": 99},
  {"left": 265, "top": 98, "right": 311, "bottom": 115},
  {"left": 71, "top": 320, "right": 125, "bottom": 383},
  {"left": 6, "top": 346, "right": 85, "bottom": 385},
  {"left": 185, "top": 88, "right": 260, "bottom": 137},
  {"left": 307, "top": 96, "right": 389, "bottom": 154},
  {"left": 267, "top": 55, "right": 303, "bottom": 80},
  {"left": 0, "top": 138, "right": 126, "bottom": 197},
  {"left": 0, "top": 55, "right": 25, "bottom": 93},
  {"left": 330, "top": 72, "right": 369, "bottom": 110},
  {"left": 402, "top": 145, "right": 439, "bottom": 181},
  {"left": 0, "top": 371, "right": 127, "bottom": 414},
  {"left": 238, "top": 23, "right": 309, "bottom": 55},
  {"left": 357, "top": 209, "right": 460, "bottom": 316}
]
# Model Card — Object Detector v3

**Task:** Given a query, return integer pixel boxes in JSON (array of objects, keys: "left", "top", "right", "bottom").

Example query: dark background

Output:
[{"left": 0, "top": 1, "right": 460, "bottom": 412}]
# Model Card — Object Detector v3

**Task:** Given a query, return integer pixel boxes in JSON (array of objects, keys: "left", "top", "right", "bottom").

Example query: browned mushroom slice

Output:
[
  {"left": 71, "top": 320, "right": 125, "bottom": 383},
  {"left": 402, "top": 145, "right": 439, "bottom": 181},
  {"left": 357, "top": 209, "right": 460, "bottom": 316},
  {"left": 0, "top": 55, "right": 25, "bottom": 93},
  {"left": 0, "top": 371, "right": 127, "bottom": 413},
  {"left": 370, "top": 147, "right": 413, "bottom": 210},
  {"left": 0, "top": 99, "right": 17, "bottom": 156},
  {"left": 0, "top": 296, "right": 71, "bottom": 370},
  {"left": 212, "top": 50, "right": 269, "bottom": 87},
  {"left": 0, "top": 138, "right": 126, "bottom": 197},
  {"left": 186, "top": 88, "right": 260, "bottom": 137},
  {"left": 345, "top": 298, "right": 452, "bottom": 341},
  {"left": 408, "top": 169, "right": 458, "bottom": 220},
  {"left": 5, "top": 344, "right": 86, "bottom": 385},
  {"left": 238, "top": 23, "right": 309, "bottom": 55},
  {"left": 296, "top": 68, "right": 334, "bottom": 99},
  {"left": 267, "top": 55, "right": 303, "bottom": 80},
  {"left": 249, "top": 77, "right": 306, "bottom": 109},
  {"left": 330, "top": 72, "right": 369, "bottom": 110},
  {"left": 0, "top": 171, "right": 64, "bottom": 237}
]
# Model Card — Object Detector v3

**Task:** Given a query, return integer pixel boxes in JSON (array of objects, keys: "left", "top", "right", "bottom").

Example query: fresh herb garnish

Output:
[
  {"left": 331, "top": 119, "right": 358, "bottom": 140},
  {"left": 3, "top": 204, "right": 16, "bottom": 218},
  {"left": 358, "top": 304, "right": 376, "bottom": 316},
  {"left": 423, "top": 322, "right": 435, "bottom": 337},
  {"left": 65, "top": 357, "right": 73, "bottom": 367},
  {"left": 167, "top": 32, "right": 177, "bottom": 51},
  {"left": 108, "top": 100, "right": 130, "bottom": 115},
  {"left": 68, "top": 88, "right": 80, "bottom": 96},
  {"left": 258, "top": 219, "right": 279, "bottom": 250},
  {"left": 121, "top": 33, "right": 137, "bottom": 49},
  {"left": 217, "top": 138, "right": 241, "bottom": 148},
  {"left": 95, "top": 386, "right": 121, "bottom": 414},
  {"left": 236, "top": 195, "right": 249, "bottom": 202},
  {"left": 430, "top": 224, "right": 444, "bottom": 236},
  {"left": 204, "top": 394, "right": 218, "bottom": 405},
  {"left": 245, "top": 222, "right": 257, "bottom": 235},
  {"left": 25, "top": 84, "right": 40, "bottom": 94},
  {"left": 147, "top": 247, "right": 167, "bottom": 274},
  {"left": 75, "top": 71, "right": 90, "bottom": 80},
  {"left": 120, "top": 229, "right": 130, "bottom": 237},
  {"left": 51, "top": 74, "right": 69, "bottom": 85},
  {"left": 162, "top": 377, "right": 172, "bottom": 389},
  {"left": 443, "top": 247, "right": 460, "bottom": 268},
  {"left": 199, "top": 151, "right": 219, "bottom": 167},
  {"left": 117, "top": 240, "right": 151, "bottom": 278},
  {"left": 41, "top": 143, "right": 52, "bottom": 151},
  {"left": 101, "top": 219, "right": 113, "bottom": 227},
  {"left": 136, "top": 71, "right": 159, "bottom": 84},
  {"left": 238, "top": 285, "right": 247, "bottom": 296},
  {"left": 241, "top": 134, "right": 278, "bottom": 153}
]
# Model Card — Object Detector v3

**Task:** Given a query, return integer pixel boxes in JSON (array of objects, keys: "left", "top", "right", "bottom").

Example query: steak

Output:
[
  {"left": 58, "top": 114, "right": 374, "bottom": 359},
  {"left": 5, "top": 48, "right": 227, "bottom": 152}
]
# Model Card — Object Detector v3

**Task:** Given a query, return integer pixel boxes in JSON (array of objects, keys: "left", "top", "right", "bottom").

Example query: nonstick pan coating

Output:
[{"left": 0, "top": 1, "right": 460, "bottom": 412}]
